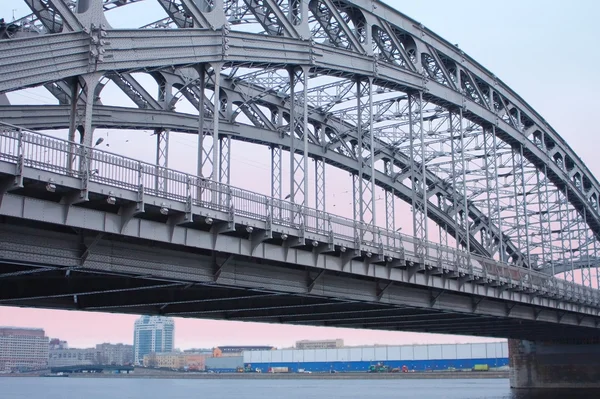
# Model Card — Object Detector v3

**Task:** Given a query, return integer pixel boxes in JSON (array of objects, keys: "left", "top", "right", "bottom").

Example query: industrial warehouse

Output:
[{"left": 236, "top": 342, "right": 508, "bottom": 374}]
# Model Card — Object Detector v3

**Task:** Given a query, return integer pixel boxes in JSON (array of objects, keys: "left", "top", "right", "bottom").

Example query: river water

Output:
[{"left": 0, "top": 378, "right": 596, "bottom": 398}]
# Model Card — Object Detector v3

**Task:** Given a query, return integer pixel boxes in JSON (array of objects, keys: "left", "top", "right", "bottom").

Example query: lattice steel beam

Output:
[
  {"left": 288, "top": 66, "right": 309, "bottom": 214},
  {"left": 314, "top": 157, "right": 325, "bottom": 211},
  {"left": 449, "top": 110, "right": 470, "bottom": 253},
  {"left": 559, "top": 190, "right": 575, "bottom": 285},
  {"left": 220, "top": 135, "right": 231, "bottom": 185},
  {"left": 536, "top": 165, "right": 553, "bottom": 273},
  {"left": 580, "top": 209, "right": 592, "bottom": 288},
  {"left": 409, "top": 91, "right": 427, "bottom": 258},
  {"left": 511, "top": 144, "right": 531, "bottom": 267},
  {"left": 271, "top": 145, "right": 282, "bottom": 201},
  {"left": 155, "top": 129, "right": 169, "bottom": 193},
  {"left": 197, "top": 64, "right": 224, "bottom": 183},
  {"left": 352, "top": 78, "right": 376, "bottom": 242},
  {"left": 384, "top": 159, "right": 397, "bottom": 248}
]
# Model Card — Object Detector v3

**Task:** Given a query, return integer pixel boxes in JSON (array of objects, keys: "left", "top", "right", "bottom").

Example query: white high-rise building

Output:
[{"left": 133, "top": 316, "right": 175, "bottom": 365}]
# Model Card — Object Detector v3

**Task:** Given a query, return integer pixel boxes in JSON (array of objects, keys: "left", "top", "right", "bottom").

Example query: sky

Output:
[{"left": 1, "top": 0, "right": 600, "bottom": 349}]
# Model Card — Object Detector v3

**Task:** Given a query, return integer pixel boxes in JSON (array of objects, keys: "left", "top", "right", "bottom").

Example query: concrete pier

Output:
[{"left": 509, "top": 338, "right": 600, "bottom": 389}]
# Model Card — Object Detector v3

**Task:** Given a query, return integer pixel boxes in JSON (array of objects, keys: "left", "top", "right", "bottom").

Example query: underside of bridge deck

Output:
[{"left": 0, "top": 215, "right": 597, "bottom": 342}]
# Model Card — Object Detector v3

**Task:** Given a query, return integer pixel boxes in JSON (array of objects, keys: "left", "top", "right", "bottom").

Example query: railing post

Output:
[
  {"left": 185, "top": 176, "right": 192, "bottom": 217},
  {"left": 226, "top": 185, "right": 232, "bottom": 212},
  {"left": 79, "top": 144, "right": 90, "bottom": 202},
  {"left": 377, "top": 228, "right": 384, "bottom": 259},
  {"left": 67, "top": 132, "right": 76, "bottom": 176},
  {"left": 216, "top": 180, "right": 223, "bottom": 208},
  {"left": 15, "top": 129, "right": 24, "bottom": 188},
  {"left": 293, "top": 203, "right": 300, "bottom": 228},
  {"left": 204, "top": 178, "right": 210, "bottom": 206},
  {"left": 453, "top": 249, "right": 461, "bottom": 274},
  {"left": 353, "top": 221, "right": 360, "bottom": 253},
  {"left": 211, "top": 180, "right": 218, "bottom": 206},
  {"left": 266, "top": 197, "right": 272, "bottom": 232},
  {"left": 228, "top": 190, "right": 236, "bottom": 226},
  {"left": 466, "top": 251, "right": 473, "bottom": 275},
  {"left": 137, "top": 162, "right": 144, "bottom": 210},
  {"left": 163, "top": 167, "right": 169, "bottom": 196},
  {"left": 298, "top": 204, "right": 306, "bottom": 244},
  {"left": 154, "top": 164, "right": 159, "bottom": 194},
  {"left": 137, "top": 161, "right": 143, "bottom": 189},
  {"left": 397, "top": 232, "right": 404, "bottom": 259},
  {"left": 197, "top": 178, "right": 205, "bottom": 206},
  {"left": 327, "top": 215, "right": 334, "bottom": 247}
]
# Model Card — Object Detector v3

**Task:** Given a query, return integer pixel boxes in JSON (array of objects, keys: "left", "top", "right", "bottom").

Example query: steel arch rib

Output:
[
  {"left": 0, "top": 33, "right": 590, "bottom": 262},
  {"left": 1, "top": 0, "right": 599, "bottom": 275},
  {"left": 0, "top": 29, "right": 596, "bottom": 213}
]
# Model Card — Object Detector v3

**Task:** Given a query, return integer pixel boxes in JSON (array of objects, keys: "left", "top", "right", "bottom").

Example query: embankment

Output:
[{"left": 72, "top": 370, "right": 509, "bottom": 380}]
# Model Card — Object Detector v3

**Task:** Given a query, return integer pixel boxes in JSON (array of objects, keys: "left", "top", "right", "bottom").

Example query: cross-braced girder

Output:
[{"left": 1, "top": 0, "right": 599, "bottom": 290}]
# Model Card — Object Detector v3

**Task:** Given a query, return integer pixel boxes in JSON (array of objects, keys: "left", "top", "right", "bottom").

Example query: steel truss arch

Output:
[
  {"left": 0, "top": 101, "right": 556, "bottom": 266},
  {"left": 1, "top": 0, "right": 599, "bottom": 282}
]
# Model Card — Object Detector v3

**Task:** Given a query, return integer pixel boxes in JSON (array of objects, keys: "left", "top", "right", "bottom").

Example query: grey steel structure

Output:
[{"left": 0, "top": 0, "right": 599, "bottom": 340}]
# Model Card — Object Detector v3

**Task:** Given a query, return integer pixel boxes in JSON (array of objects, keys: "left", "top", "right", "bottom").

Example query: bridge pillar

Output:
[{"left": 509, "top": 338, "right": 600, "bottom": 389}]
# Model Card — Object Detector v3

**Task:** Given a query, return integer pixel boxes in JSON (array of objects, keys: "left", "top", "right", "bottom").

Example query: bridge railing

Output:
[{"left": 0, "top": 122, "right": 597, "bottom": 303}]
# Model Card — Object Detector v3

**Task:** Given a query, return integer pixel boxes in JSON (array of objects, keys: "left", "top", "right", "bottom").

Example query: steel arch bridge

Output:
[{"left": 0, "top": 0, "right": 599, "bottom": 299}]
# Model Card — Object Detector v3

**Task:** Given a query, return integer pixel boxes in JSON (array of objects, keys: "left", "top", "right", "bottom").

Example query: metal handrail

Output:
[{"left": 0, "top": 121, "right": 598, "bottom": 305}]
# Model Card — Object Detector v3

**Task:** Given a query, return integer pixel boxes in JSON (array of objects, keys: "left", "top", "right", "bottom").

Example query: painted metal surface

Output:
[
  {"left": 0, "top": 123, "right": 597, "bottom": 310},
  {"left": 0, "top": 198, "right": 598, "bottom": 339},
  {"left": 0, "top": 0, "right": 599, "bottom": 343},
  {"left": 1, "top": 0, "right": 599, "bottom": 283}
]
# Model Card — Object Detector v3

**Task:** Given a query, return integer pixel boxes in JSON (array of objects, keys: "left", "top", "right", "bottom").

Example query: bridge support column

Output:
[{"left": 509, "top": 338, "right": 600, "bottom": 389}]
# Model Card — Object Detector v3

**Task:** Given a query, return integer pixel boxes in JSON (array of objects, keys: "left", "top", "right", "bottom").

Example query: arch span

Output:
[{"left": 0, "top": 0, "right": 599, "bottom": 287}]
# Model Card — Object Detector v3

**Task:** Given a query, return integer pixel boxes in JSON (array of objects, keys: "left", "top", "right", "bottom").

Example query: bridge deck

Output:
[{"left": 0, "top": 125, "right": 599, "bottom": 340}]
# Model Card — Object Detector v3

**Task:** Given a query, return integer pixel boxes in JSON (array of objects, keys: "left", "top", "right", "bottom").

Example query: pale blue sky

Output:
[
  {"left": 393, "top": 0, "right": 600, "bottom": 178},
  {"left": 1, "top": 0, "right": 599, "bottom": 348}
]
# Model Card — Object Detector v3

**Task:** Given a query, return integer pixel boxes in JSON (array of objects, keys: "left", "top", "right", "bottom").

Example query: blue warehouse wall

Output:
[
  {"left": 242, "top": 343, "right": 509, "bottom": 373},
  {"left": 246, "top": 358, "right": 509, "bottom": 373}
]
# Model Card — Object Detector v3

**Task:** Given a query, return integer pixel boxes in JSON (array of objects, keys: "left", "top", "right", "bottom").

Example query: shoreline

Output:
[{"left": 1, "top": 370, "right": 509, "bottom": 380}]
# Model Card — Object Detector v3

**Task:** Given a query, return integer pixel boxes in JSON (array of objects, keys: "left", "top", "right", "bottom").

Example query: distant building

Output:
[
  {"left": 48, "top": 338, "right": 68, "bottom": 350},
  {"left": 295, "top": 339, "right": 344, "bottom": 350},
  {"left": 48, "top": 348, "right": 98, "bottom": 367},
  {"left": 0, "top": 327, "right": 49, "bottom": 372},
  {"left": 133, "top": 316, "right": 174, "bottom": 365},
  {"left": 205, "top": 356, "right": 243, "bottom": 372},
  {"left": 96, "top": 343, "right": 133, "bottom": 365},
  {"left": 143, "top": 352, "right": 207, "bottom": 370},
  {"left": 213, "top": 346, "right": 274, "bottom": 358},
  {"left": 243, "top": 342, "right": 510, "bottom": 373},
  {"left": 183, "top": 348, "right": 213, "bottom": 355},
  {"left": 182, "top": 353, "right": 207, "bottom": 371}
]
